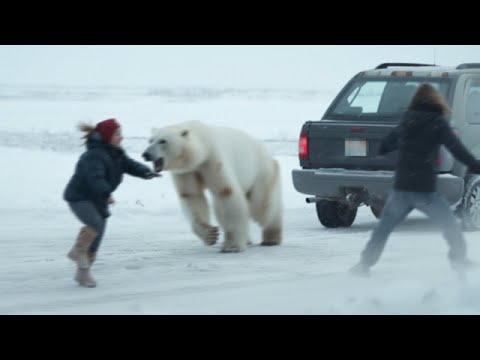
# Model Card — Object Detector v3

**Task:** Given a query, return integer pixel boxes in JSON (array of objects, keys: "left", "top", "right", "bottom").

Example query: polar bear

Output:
[{"left": 142, "top": 120, "right": 282, "bottom": 252}]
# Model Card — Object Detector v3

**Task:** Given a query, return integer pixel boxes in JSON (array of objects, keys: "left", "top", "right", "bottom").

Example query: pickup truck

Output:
[{"left": 292, "top": 62, "right": 480, "bottom": 230}]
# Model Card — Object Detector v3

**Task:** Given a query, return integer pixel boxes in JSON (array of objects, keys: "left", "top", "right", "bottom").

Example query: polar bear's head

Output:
[{"left": 142, "top": 122, "right": 209, "bottom": 174}]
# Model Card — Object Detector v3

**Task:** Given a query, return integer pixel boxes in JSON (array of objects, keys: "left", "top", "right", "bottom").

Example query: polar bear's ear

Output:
[{"left": 181, "top": 130, "right": 189, "bottom": 137}]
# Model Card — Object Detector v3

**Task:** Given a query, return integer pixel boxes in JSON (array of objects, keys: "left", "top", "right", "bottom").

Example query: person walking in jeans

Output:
[
  {"left": 64, "top": 118, "right": 159, "bottom": 287},
  {"left": 350, "top": 83, "right": 480, "bottom": 276}
]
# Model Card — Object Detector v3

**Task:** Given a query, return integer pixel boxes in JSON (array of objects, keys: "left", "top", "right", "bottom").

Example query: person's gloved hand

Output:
[{"left": 145, "top": 171, "right": 161, "bottom": 179}]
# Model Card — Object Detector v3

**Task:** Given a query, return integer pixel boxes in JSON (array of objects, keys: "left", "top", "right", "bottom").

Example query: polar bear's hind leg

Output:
[{"left": 249, "top": 159, "right": 283, "bottom": 246}]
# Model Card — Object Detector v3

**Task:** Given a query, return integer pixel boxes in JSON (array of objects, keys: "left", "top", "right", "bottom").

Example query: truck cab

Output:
[{"left": 292, "top": 63, "right": 480, "bottom": 230}]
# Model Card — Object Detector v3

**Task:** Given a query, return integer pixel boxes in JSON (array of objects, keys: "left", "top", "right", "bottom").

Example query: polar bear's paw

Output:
[
  {"left": 221, "top": 232, "right": 248, "bottom": 253},
  {"left": 261, "top": 228, "right": 282, "bottom": 246},
  {"left": 193, "top": 222, "right": 219, "bottom": 245}
]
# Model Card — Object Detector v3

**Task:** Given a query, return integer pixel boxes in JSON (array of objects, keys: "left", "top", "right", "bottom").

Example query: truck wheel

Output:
[
  {"left": 460, "top": 175, "right": 480, "bottom": 231},
  {"left": 315, "top": 200, "right": 357, "bottom": 228}
]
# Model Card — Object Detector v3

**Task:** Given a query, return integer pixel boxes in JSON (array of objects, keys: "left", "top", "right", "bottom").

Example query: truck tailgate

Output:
[{"left": 304, "top": 121, "right": 397, "bottom": 170}]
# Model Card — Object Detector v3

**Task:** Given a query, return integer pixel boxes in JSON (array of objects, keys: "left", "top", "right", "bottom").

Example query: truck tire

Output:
[
  {"left": 315, "top": 200, "right": 357, "bottom": 228},
  {"left": 460, "top": 174, "right": 480, "bottom": 231}
]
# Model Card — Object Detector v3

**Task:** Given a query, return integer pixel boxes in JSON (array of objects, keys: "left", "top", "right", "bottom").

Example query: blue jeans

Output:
[{"left": 361, "top": 190, "right": 467, "bottom": 267}]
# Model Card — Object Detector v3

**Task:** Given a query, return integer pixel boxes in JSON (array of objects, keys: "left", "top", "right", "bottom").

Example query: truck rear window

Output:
[{"left": 326, "top": 77, "right": 451, "bottom": 121}]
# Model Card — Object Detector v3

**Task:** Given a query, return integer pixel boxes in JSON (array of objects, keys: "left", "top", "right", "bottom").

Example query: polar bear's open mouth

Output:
[{"left": 154, "top": 158, "right": 164, "bottom": 173}]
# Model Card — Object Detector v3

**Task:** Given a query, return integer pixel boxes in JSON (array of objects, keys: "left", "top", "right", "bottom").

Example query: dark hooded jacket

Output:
[
  {"left": 64, "top": 131, "right": 151, "bottom": 217},
  {"left": 379, "top": 106, "right": 480, "bottom": 193}
]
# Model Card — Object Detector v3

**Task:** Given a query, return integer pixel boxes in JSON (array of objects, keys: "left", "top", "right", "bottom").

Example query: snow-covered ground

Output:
[{"left": 1, "top": 86, "right": 480, "bottom": 315}]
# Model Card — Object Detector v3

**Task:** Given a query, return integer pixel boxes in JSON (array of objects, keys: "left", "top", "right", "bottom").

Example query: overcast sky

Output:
[{"left": 1, "top": 45, "right": 480, "bottom": 90}]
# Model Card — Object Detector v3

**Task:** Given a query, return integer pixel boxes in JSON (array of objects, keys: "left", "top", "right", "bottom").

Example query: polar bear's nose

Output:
[{"left": 142, "top": 152, "right": 152, "bottom": 161}]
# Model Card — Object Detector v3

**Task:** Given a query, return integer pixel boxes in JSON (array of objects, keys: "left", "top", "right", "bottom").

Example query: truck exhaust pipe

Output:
[{"left": 306, "top": 197, "right": 321, "bottom": 204}]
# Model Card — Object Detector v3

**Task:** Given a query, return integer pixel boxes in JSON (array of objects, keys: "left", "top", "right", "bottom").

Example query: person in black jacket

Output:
[
  {"left": 64, "top": 118, "right": 159, "bottom": 287},
  {"left": 350, "top": 83, "right": 480, "bottom": 276}
]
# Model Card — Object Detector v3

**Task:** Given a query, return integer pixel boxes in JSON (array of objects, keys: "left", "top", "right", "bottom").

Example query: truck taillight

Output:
[{"left": 299, "top": 132, "right": 308, "bottom": 160}]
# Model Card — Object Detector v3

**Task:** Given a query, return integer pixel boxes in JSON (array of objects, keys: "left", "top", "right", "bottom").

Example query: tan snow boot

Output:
[
  {"left": 67, "top": 226, "right": 98, "bottom": 269},
  {"left": 74, "top": 267, "right": 97, "bottom": 287},
  {"left": 74, "top": 251, "right": 97, "bottom": 287},
  {"left": 88, "top": 251, "right": 97, "bottom": 264}
]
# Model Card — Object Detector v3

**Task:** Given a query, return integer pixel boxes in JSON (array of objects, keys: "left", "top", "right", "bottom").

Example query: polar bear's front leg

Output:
[
  {"left": 212, "top": 187, "right": 250, "bottom": 253},
  {"left": 173, "top": 173, "right": 219, "bottom": 246},
  {"left": 192, "top": 220, "right": 219, "bottom": 246}
]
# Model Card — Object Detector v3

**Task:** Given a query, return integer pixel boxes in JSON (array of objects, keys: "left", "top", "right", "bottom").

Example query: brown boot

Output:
[
  {"left": 67, "top": 226, "right": 98, "bottom": 269},
  {"left": 74, "top": 251, "right": 97, "bottom": 287},
  {"left": 87, "top": 251, "right": 97, "bottom": 264},
  {"left": 74, "top": 267, "right": 97, "bottom": 288}
]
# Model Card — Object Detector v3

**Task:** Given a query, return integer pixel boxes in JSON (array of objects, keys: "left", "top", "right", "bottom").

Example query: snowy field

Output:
[{"left": 1, "top": 86, "right": 480, "bottom": 315}]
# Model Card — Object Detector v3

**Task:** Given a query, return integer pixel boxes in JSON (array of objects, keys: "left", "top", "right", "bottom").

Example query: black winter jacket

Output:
[
  {"left": 380, "top": 108, "right": 480, "bottom": 193},
  {"left": 64, "top": 131, "right": 151, "bottom": 217}
]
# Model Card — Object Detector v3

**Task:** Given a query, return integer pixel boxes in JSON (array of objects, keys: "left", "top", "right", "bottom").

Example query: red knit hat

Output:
[{"left": 95, "top": 118, "right": 120, "bottom": 144}]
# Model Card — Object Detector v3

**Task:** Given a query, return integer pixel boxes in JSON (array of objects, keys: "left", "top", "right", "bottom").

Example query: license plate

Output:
[{"left": 345, "top": 139, "right": 367, "bottom": 157}]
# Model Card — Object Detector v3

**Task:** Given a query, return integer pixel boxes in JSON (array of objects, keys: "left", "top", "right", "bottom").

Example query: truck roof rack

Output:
[
  {"left": 375, "top": 63, "right": 437, "bottom": 69},
  {"left": 456, "top": 63, "right": 480, "bottom": 70}
]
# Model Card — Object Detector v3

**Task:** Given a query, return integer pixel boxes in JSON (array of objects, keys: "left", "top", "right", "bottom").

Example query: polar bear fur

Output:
[{"left": 142, "top": 120, "right": 282, "bottom": 252}]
